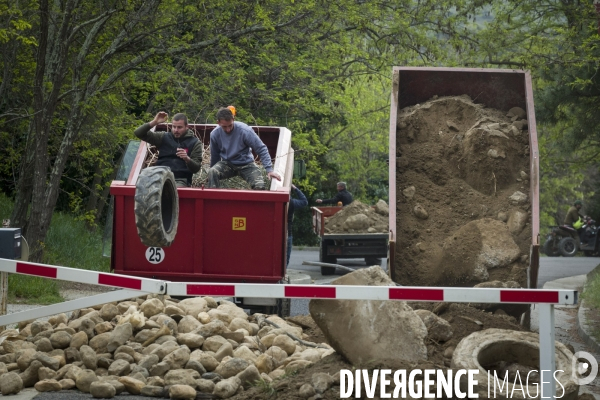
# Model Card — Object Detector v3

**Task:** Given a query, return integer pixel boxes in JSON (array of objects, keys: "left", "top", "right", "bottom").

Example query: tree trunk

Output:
[{"left": 84, "top": 165, "right": 103, "bottom": 231}]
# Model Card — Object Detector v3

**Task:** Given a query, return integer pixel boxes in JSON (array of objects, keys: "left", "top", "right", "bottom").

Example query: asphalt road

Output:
[
  {"left": 537, "top": 255, "right": 600, "bottom": 287},
  {"left": 287, "top": 248, "right": 386, "bottom": 316}
]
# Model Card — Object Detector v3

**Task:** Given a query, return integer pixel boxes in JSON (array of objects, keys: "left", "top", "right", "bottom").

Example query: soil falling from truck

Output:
[{"left": 394, "top": 95, "right": 531, "bottom": 288}]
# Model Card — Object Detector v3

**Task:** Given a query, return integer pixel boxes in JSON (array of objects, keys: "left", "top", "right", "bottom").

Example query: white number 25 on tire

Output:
[{"left": 145, "top": 247, "right": 165, "bottom": 264}]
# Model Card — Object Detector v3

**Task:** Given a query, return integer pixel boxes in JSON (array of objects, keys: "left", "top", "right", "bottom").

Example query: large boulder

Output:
[
  {"left": 438, "top": 218, "right": 521, "bottom": 284},
  {"left": 309, "top": 266, "right": 427, "bottom": 367}
]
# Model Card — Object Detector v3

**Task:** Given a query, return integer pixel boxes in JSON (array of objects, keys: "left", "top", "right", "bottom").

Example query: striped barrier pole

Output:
[
  {"left": 0, "top": 258, "right": 579, "bottom": 398},
  {"left": 0, "top": 258, "right": 167, "bottom": 326},
  {"left": 168, "top": 281, "right": 577, "bottom": 399}
]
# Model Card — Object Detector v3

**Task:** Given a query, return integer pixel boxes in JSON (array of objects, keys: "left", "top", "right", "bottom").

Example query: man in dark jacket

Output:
[
  {"left": 135, "top": 112, "right": 203, "bottom": 187},
  {"left": 564, "top": 199, "right": 585, "bottom": 243},
  {"left": 287, "top": 184, "right": 308, "bottom": 266},
  {"left": 316, "top": 182, "right": 353, "bottom": 206},
  {"left": 564, "top": 200, "right": 584, "bottom": 227}
]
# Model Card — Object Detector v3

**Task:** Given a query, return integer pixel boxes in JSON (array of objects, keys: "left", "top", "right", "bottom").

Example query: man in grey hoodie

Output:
[{"left": 207, "top": 107, "right": 281, "bottom": 189}]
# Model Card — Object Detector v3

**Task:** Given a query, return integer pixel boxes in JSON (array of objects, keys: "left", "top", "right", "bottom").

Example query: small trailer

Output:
[
  {"left": 109, "top": 123, "right": 296, "bottom": 315},
  {"left": 311, "top": 206, "right": 389, "bottom": 275}
]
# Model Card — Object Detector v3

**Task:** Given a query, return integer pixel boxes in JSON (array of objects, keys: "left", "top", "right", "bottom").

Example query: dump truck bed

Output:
[{"left": 388, "top": 67, "right": 540, "bottom": 288}]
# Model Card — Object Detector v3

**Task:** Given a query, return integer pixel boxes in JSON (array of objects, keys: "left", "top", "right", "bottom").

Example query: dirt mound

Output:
[
  {"left": 324, "top": 200, "right": 389, "bottom": 233},
  {"left": 394, "top": 95, "right": 531, "bottom": 288},
  {"left": 232, "top": 306, "right": 525, "bottom": 400}
]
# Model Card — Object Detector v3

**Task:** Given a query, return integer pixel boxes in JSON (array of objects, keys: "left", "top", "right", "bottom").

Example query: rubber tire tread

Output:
[
  {"left": 557, "top": 236, "right": 577, "bottom": 257},
  {"left": 542, "top": 238, "right": 559, "bottom": 257},
  {"left": 365, "top": 257, "right": 380, "bottom": 266},
  {"left": 320, "top": 244, "right": 336, "bottom": 275},
  {"left": 134, "top": 166, "right": 179, "bottom": 247}
]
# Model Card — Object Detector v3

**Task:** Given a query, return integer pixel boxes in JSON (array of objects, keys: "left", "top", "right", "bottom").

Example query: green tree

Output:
[{"left": 1, "top": 0, "right": 475, "bottom": 261}]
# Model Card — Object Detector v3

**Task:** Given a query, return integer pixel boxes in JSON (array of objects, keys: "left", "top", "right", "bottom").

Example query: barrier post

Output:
[{"left": 538, "top": 303, "right": 556, "bottom": 398}]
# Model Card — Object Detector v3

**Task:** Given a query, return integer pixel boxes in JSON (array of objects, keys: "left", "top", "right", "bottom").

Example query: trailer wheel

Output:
[
  {"left": 542, "top": 238, "right": 559, "bottom": 257},
  {"left": 365, "top": 257, "right": 380, "bottom": 266},
  {"left": 557, "top": 237, "right": 577, "bottom": 257},
  {"left": 265, "top": 299, "right": 291, "bottom": 318},
  {"left": 134, "top": 166, "right": 179, "bottom": 247},
  {"left": 319, "top": 244, "right": 336, "bottom": 275}
]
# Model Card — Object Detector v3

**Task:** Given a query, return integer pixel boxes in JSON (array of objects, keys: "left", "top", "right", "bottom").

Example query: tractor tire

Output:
[
  {"left": 134, "top": 166, "right": 179, "bottom": 247},
  {"left": 557, "top": 237, "right": 578, "bottom": 257},
  {"left": 451, "top": 329, "right": 578, "bottom": 399},
  {"left": 319, "top": 244, "right": 336, "bottom": 276},
  {"left": 542, "top": 238, "right": 559, "bottom": 257}
]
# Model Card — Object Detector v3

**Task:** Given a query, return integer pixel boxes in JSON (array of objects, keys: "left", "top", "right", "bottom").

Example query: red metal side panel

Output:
[
  {"left": 202, "top": 197, "right": 283, "bottom": 279},
  {"left": 110, "top": 185, "right": 288, "bottom": 283}
]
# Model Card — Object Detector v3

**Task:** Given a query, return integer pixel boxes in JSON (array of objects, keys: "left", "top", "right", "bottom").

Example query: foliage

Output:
[
  {"left": 0, "top": 192, "right": 108, "bottom": 304},
  {"left": 461, "top": 0, "right": 600, "bottom": 229},
  {"left": 315, "top": 75, "right": 390, "bottom": 204},
  {"left": 538, "top": 127, "right": 594, "bottom": 233},
  {"left": 0, "top": 0, "right": 476, "bottom": 260},
  {"left": 3, "top": 0, "right": 598, "bottom": 261},
  {"left": 582, "top": 269, "right": 600, "bottom": 311}
]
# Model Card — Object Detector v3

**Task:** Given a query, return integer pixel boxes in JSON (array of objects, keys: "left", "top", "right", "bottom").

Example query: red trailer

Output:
[
  {"left": 109, "top": 123, "right": 294, "bottom": 313},
  {"left": 311, "top": 206, "right": 389, "bottom": 275}
]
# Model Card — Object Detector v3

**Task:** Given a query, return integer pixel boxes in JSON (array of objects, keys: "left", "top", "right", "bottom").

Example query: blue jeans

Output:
[{"left": 287, "top": 236, "right": 293, "bottom": 267}]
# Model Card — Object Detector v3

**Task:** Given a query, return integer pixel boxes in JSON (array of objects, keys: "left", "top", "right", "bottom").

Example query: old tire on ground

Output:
[
  {"left": 542, "top": 238, "right": 560, "bottom": 257},
  {"left": 451, "top": 329, "right": 578, "bottom": 399},
  {"left": 134, "top": 166, "right": 179, "bottom": 247},
  {"left": 319, "top": 244, "right": 336, "bottom": 275},
  {"left": 558, "top": 236, "right": 578, "bottom": 257}
]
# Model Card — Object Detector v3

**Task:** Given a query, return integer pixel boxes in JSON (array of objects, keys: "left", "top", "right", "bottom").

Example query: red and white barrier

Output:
[
  {"left": 168, "top": 282, "right": 577, "bottom": 305},
  {"left": 0, "top": 259, "right": 166, "bottom": 294},
  {"left": 0, "top": 257, "right": 574, "bottom": 399}
]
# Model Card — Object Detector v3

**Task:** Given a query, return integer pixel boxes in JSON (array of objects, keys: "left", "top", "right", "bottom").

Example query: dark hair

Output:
[
  {"left": 216, "top": 107, "right": 234, "bottom": 122},
  {"left": 172, "top": 113, "right": 188, "bottom": 125},
  {"left": 574, "top": 200, "right": 583, "bottom": 206},
  {"left": 337, "top": 182, "right": 347, "bottom": 189}
]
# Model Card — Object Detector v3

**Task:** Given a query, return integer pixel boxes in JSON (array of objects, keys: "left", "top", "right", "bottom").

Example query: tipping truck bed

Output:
[
  {"left": 312, "top": 206, "right": 388, "bottom": 275},
  {"left": 388, "top": 67, "right": 540, "bottom": 290}
]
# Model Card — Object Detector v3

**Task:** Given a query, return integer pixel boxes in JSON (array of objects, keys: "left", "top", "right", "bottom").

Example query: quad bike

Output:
[{"left": 542, "top": 216, "right": 600, "bottom": 257}]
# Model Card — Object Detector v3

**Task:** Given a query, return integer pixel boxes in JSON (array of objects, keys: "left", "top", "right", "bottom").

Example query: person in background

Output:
[
  {"left": 134, "top": 112, "right": 202, "bottom": 187},
  {"left": 564, "top": 200, "right": 584, "bottom": 228},
  {"left": 207, "top": 106, "right": 281, "bottom": 189},
  {"left": 287, "top": 184, "right": 308, "bottom": 266},
  {"left": 316, "top": 181, "right": 353, "bottom": 206},
  {"left": 564, "top": 199, "right": 585, "bottom": 243}
]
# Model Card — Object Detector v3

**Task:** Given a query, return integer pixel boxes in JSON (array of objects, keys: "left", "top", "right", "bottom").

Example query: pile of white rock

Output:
[{"left": 0, "top": 295, "right": 335, "bottom": 399}]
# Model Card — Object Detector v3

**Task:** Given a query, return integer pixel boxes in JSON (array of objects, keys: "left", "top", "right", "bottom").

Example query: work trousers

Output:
[{"left": 207, "top": 161, "right": 265, "bottom": 190}]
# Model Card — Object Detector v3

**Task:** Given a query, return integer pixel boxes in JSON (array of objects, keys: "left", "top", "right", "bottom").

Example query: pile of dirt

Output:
[
  {"left": 231, "top": 305, "right": 526, "bottom": 400},
  {"left": 394, "top": 95, "right": 531, "bottom": 288},
  {"left": 324, "top": 200, "right": 389, "bottom": 233}
]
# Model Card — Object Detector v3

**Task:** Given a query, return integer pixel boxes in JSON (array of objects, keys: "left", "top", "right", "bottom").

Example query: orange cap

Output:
[{"left": 227, "top": 105, "right": 236, "bottom": 116}]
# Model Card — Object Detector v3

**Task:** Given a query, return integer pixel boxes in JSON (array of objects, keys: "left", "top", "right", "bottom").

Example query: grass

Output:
[
  {"left": 581, "top": 268, "right": 600, "bottom": 341},
  {"left": 0, "top": 193, "right": 110, "bottom": 304},
  {"left": 582, "top": 268, "right": 600, "bottom": 310}
]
